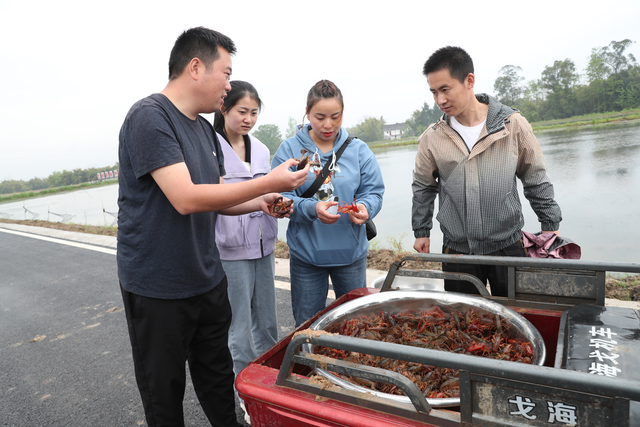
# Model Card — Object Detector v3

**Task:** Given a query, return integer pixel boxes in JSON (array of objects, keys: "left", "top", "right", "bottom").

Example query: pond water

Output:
[
  {"left": 2, "top": 122, "right": 639, "bottom": 263},
  {"left": 368, "top": 122, "right": 640, "bottom": 263},
  {"left": 0, "top": 184, "right": 119, "bottom": 227}
]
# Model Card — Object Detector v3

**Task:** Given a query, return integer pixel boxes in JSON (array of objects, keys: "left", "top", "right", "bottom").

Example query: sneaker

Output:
[{"left": 240, "top": 400, "right": 251, "bottom": 425}]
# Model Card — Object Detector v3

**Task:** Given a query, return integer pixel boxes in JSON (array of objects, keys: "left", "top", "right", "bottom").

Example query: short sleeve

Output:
[{"left": 121, "top": 104, "right": 185, "bottom": 179}]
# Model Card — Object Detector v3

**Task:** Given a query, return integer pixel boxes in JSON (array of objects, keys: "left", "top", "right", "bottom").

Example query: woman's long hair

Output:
[{"left": 213, "top": 80, "right": 263, "bottom": 134}]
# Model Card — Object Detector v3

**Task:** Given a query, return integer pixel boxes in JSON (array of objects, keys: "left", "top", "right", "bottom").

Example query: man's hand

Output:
[
  {"left": 150, "top": 160, "right": 309, "bottom": 216},
  {"left": 261, "top": 193, "right": 293, "bottom": 218},
  {"left": 414, "top": 237, "right": 431, "bottom": 253},
  {"left": 266, "top": 160, "right": 309, "bottom": 193}
]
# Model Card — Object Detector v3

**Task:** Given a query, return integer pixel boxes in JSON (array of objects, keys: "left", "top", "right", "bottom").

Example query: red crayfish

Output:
[
  {"left": 314, "top": 306, "right": 535, "bottom": 399},
  {"left": 268, "top": 196, "right": 293, "bottom": 218},
  {"left": 337, "top": 199, "right": 360, "bottom": 214}
]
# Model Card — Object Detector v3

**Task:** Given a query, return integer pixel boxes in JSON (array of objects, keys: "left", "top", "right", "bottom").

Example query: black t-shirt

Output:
[{"left": 117, "top": 93, "right": 226, "bottom": 299}]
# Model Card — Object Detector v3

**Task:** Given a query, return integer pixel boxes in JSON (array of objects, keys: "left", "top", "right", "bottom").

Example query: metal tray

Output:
[{"left": 306, "top": 290, "right": 546, "bottom": 408}]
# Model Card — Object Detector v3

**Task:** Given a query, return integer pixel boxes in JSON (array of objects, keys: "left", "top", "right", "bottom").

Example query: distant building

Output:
[{"left": 383, "top": 122, "right": 406, "bottom": 140}]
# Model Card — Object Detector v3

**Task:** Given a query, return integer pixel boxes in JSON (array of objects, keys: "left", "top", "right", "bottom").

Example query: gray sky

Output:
[{"left": 1, "top": 0, "right": 639, "bottom": 182}]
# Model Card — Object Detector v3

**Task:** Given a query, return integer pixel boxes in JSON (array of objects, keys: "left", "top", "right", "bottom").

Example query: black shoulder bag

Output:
[{"left": 299, "top": 137, "right": 377, "bottom": 241}]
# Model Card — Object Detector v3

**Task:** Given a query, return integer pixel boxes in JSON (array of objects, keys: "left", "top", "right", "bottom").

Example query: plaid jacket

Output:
[{"left": 411, "top": 94, "right": 562, "bottom": 255}]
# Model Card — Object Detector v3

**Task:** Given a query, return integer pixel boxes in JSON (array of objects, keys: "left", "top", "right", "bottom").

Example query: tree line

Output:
[
  {"left": 4, "top": 40, "right": 635, "bottom": 192},
  {"left": 0, "top": 164, "right": 119, "bottom": 195},
  {"left": 254, "top": 38, "right": 638, "bottom": 147},
  {"left": 493, "top": 39, "right": 638, "bottom": 122}
]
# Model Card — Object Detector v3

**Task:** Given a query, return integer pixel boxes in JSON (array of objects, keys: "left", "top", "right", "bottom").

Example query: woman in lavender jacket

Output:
[{"left": 214, "top": 81, "right": 278, "bottom": 386}]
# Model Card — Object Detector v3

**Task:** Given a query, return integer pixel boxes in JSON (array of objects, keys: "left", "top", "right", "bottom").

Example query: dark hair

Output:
[
  {"left": 305, "top": 80, "right": 344, "bottom": 115},
  {"left": 213, "top": 80, "right": 263, "bottom": 133},
  {"left": 422, "top": 46, "right": 474, "bottom": 84},
  {"left": 168, "top": 27, "right": 236, "bottom": 80}
]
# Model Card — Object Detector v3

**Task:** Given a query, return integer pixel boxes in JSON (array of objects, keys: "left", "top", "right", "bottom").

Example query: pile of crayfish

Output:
[{"left": 314, "top": 306, "right": 534, "bottom": 399}]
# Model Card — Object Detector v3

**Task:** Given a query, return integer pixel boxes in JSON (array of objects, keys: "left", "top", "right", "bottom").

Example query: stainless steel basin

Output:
[{"left": 306, "top": 290, "right": 546, "bottom": 408}]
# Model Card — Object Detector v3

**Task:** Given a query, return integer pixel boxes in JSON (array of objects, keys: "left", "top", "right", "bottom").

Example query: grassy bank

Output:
[
  {"left": 530, "top": 108, "right": 640, "bottom": 132},
  {"left": 367, "top": 108, "right": 640, "bottom": 151}
]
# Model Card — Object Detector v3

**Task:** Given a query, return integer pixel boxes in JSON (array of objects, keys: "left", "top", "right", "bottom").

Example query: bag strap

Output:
[{"left": 300, "top": 136, "right": 354, "bottom": 199}]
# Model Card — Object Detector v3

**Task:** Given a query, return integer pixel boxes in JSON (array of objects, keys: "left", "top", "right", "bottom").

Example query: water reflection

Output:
[{"left": 0, "top": 185, "right": 119, "bottom": 226}]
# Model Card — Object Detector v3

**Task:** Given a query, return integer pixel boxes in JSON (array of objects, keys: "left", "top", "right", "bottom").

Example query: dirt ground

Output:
[
  {"left": 4, "top": 218, "right": 639, "bottom": 301},
  {"left": 0, "top": 218, "right": 117, "bottom": 236}
]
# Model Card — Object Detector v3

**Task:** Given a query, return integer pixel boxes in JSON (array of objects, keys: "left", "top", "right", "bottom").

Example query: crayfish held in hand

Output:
[
  {"left": 314, "top": 306, "right": 535, "bottom": 399},
  {"left": 268, "top": 197, "right": 293, "bottom": 218},
  {"left": 337, "top": 199, "right": 359, "bottom": 214},
  {"left": 295, "top": 149, "right": 321, "bottom": 170}
]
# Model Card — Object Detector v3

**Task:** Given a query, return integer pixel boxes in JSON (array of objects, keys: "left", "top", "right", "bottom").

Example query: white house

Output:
[{"left": 383, "top": 122, "right": 406, "bottom": 140}]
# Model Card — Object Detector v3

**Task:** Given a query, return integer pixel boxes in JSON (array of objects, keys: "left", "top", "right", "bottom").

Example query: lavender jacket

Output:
[{"left": 215, "top": 133, "right": 278, "bottom": 260}]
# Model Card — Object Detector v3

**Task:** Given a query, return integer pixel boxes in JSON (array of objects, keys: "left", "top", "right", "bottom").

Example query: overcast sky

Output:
[{"left": 1, "top": 0, "right": 639, "bottom": 182}]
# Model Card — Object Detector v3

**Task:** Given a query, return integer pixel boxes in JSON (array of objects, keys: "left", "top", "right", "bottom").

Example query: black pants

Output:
[
  {"left": 121, "top": 277, "right": 241, "bottom": 427},
  {"left": 442, "top": 240, "right": 527, "bottom": 297}
]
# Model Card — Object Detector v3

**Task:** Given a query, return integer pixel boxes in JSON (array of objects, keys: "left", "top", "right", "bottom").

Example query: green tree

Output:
[
  {"left": 610, "top": 66, "right": 640, "bottom": 110},
  {"left": 347, "top": 116, "right": 385, "bottom": 143},
  {"left": 539, "top": 59, "right": 580, "bottom": 118},
  {"left": 586, "top": 47, "right": 610, "bottom": 83},
  {"left": 603, "top": 39, "right": 637, "bottom": 74},
  {"left": 521, "top": 79, "right": 546, "bottom": 103},
  {"left": 0, "top": 162, "right": 120, "bottom": 194},
  {"left": 48, "top": 171, "right": 62, "bottom": 188},
  {"left": 493, "top": 65, "right": 524, "bottom": 106},
  {"left": 540, "top": 59, "right": 579, "bottom": 93},
  {"left": 617, "top": 79, "right": 640, "bottom": 109},
  {"left": 252, "top": 124, "right": 283, "bottom": 153},
  {"left": 285, "top": 116, "right": 298, "bottom": 139},
  {"left": 60, "top": 170, "right": 74, "bottom": 186},
  {"left": 585, "top": 47, "right": 611, "bottom": 110},
  {"left": 404, "top": 102, "right": 441, "bottom": 136},
  {"left": 0, "top": 180, "right": 27, "bottom": 194},
  {"left": 27, "top": 177, "right": 48, "bottom": 191}
]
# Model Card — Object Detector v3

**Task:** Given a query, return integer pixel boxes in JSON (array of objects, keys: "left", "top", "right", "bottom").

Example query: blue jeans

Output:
[
  {"left": 222, "top": 253, "right": 278, "bottom": 378},
  {"left": 290, "top": 255, "right": 367, "bottom": 327}
]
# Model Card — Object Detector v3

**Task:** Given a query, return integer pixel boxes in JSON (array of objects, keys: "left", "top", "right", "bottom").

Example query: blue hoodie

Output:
[{"left": 271, "top": 125, "right": 384, "bottom": 266}]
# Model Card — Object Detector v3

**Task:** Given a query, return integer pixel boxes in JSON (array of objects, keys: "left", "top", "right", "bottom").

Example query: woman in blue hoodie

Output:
[
  {"left": 214, "top": 81, "right": 279, "bottom": 392},
  {"left": 272, "top": 80, "right": 385, "bottom": 327}
]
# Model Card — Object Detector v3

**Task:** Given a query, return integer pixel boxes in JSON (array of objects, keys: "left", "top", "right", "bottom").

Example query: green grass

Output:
[
  {"left": 530, "top": 109, "right": 640, "bottom": 132},
  {"left": 367, "top": 138, "right": 419, "bottom": 150},
  {"left": 368, "top": 239, "right": 382, "bottom": 251},
  {"left": 386, "top": 232, "right": 408, "bottom": 253}
]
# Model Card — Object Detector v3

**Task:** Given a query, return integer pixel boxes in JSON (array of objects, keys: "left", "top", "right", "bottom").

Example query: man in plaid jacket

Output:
[{"left": 411, "top": 46, "right": 562, "bottom": 296}]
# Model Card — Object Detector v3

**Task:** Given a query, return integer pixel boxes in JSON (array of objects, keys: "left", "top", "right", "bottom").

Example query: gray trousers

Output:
[{"left": 222, "top": 252, "right": 278, "bottom": 379}]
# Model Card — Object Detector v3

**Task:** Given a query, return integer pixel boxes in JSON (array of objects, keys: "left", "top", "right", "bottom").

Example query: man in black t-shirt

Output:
[{"left": 117, "top": 27, "right": 308, "bottom": 427}]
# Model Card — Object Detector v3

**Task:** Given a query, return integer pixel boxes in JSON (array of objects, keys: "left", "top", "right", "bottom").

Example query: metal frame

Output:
[
  {"left": 380, "top": 253, "right": 640, "bottom": 311},
  {"left": 277, "top": 333, "right": 640, "bottom": 426}
]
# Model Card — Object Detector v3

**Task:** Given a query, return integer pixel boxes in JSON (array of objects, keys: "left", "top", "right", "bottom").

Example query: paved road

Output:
[{"left": 0, "top": 225, "right": 310, "bottom": 427}]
